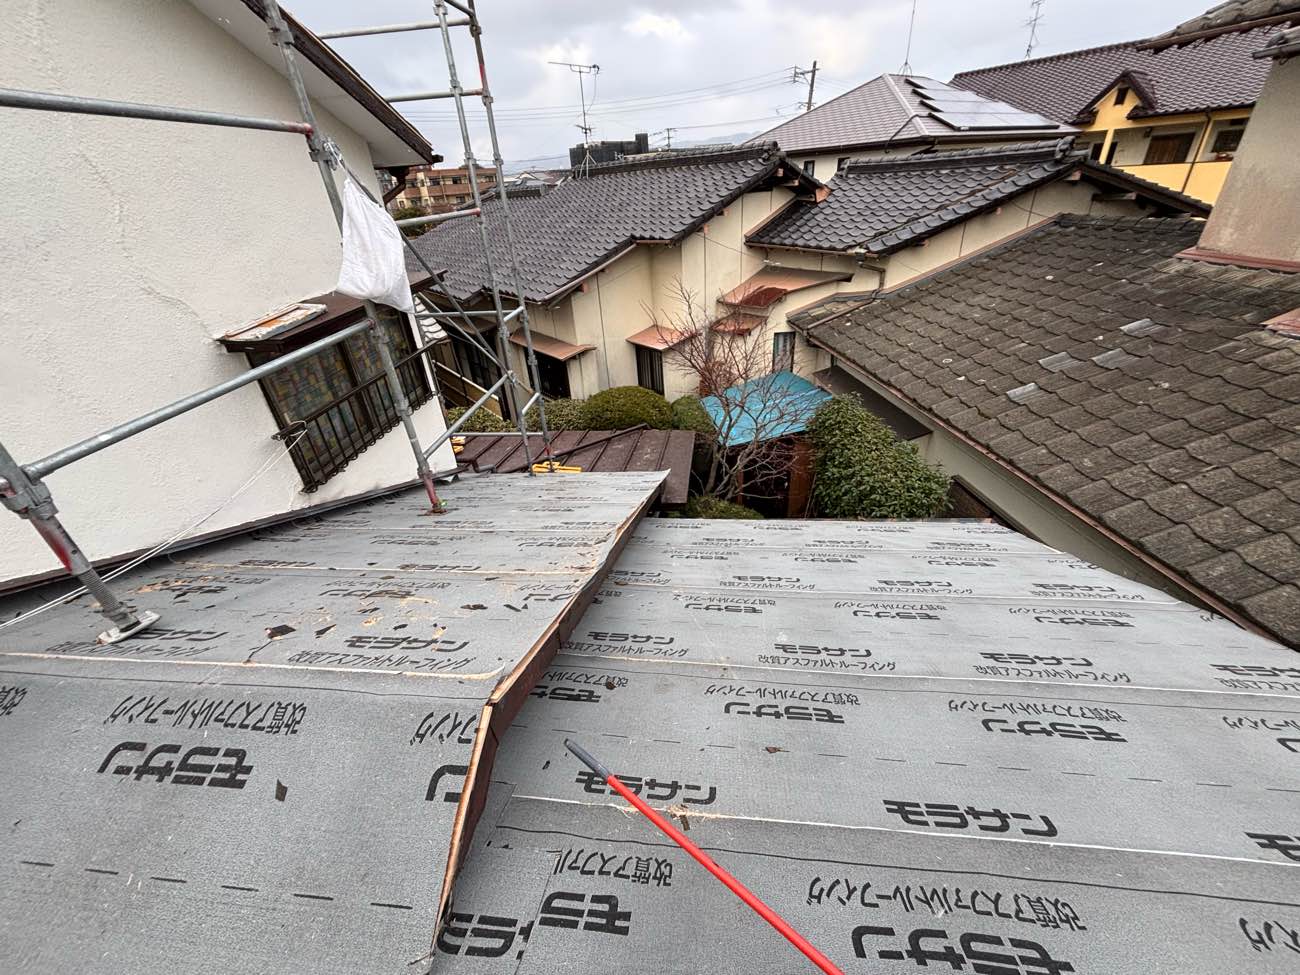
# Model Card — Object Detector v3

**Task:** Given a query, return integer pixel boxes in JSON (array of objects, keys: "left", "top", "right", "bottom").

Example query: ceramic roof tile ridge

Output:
[
  {"left": 842, "top": 139, "right": 1075, "bottom": 174},
  {"left": 574, "top": 142, "right": 780, "bottom": 178}
]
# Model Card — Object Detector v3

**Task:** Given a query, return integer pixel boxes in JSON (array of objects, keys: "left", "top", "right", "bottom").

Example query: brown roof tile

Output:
[{"left": 801, "top": 214, "right": 1300, "bottom": 646}]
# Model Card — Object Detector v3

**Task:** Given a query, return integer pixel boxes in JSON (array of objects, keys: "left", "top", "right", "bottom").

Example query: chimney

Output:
[
  {"left": 1190, "top": 40, "right": 1300, "bottom": 270},
  {"left": 635, "top": 132, "right": 650, "bottom": 154}
]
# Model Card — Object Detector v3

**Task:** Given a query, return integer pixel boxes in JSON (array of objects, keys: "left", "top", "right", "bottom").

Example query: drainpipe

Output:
[
  {"left": 1182, "top": 112, "right": 1214, "bottom": 196},
  {"left": 382, "top": 166, "right": 411, "bottom": 205}
]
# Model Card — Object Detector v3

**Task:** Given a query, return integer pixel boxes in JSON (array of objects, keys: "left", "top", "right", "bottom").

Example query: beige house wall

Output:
[{"left": 0, "top": 0, "right": 452, "bottom": 585}]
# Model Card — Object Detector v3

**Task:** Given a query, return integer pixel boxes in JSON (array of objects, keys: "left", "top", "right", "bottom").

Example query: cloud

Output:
[
  {"left": 292, "top": 0, "right": 1200, "bottom": 166},
  {"left": 624, "top": 12, "right": 694, "bottom": 43}
]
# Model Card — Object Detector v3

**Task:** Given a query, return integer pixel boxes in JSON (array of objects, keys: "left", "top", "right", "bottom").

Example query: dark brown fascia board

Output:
[
  {"left": 1078, "top": 161, "right": 1212, "bottom": 215},
  {"left": 1128, "top": 99, "right": 1258, "bottom": 119},
  {"left": 241, "top": 0, "right": 440, "bottom": 164},
  {"left": 1177, "top": 245, "right": 1300, "bottom": 272},
  {"left": 799, "top": 336, "right": 1278, "bottom": 644},
  {"left": 433, "top": 478, "right": 663, "bottom": 934},
  {"left": 1137, "top": 13, "right": 1300, "bottom": 50}
]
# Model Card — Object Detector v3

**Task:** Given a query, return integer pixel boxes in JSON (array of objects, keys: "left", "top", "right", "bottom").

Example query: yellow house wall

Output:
[{"left": 1081, "top": 84, "right": 1251, "bottom": 203}]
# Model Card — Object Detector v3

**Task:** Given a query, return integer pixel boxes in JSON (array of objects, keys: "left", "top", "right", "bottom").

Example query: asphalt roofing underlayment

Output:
[
  {"left": 2, "top": 477, "right": 1299, "bottom": 972},
  {"left": 442, "top": 518, "right": 1300, "bottom": 973},
  {"left": 0, "top": 472, "right": 665, "bottom": 973}
]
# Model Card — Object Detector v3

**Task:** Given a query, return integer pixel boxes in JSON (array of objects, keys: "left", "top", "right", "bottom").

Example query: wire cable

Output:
[{"left": 0, "top": 428, "right": 309, "bottom": 632}]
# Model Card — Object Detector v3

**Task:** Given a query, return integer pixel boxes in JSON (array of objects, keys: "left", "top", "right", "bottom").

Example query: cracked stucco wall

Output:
[{"left": 0, "top": 0, "right": 453, "bottom": 584}]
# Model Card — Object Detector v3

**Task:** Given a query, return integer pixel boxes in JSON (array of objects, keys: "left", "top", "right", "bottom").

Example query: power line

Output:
[
  {"left": 399, "top": 77, "right": 796, "bottom": 124},
  {"left": 398, "top": 67, "right": 797, "bottom": 118}
]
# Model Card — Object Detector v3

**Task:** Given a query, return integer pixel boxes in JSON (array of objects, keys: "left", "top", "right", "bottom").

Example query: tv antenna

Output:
[
  {"left": 1024, "top": 0, "right": 1046, "bottom": 58},
  {"left": 900, "top": 0, "right": 919, "bottom": 74},
  {"left": 549, "top": 60, "right": 600, "bottom": 172}
]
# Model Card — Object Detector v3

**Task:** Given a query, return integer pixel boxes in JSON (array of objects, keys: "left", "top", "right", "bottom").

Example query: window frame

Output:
[
  {"left": 772, "top": 331, "right": 795, "bottom": 374},
  {"left": 249, "top": 314, "right": 433, "bottom": 492},
  {"left": 636, "top": 346, "right": 665, "bottom": 395},
  {"left": 1142, "top": 131, "right": 1196, "bottom": 166}
]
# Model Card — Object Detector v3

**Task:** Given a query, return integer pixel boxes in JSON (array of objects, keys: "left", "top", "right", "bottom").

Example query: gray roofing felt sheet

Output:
[
  {"left": 0, "top": 472, "right": 665, "bottom": 974},
  {"left": 438, "top": 518, "right": 1300, "bottom": 974}
]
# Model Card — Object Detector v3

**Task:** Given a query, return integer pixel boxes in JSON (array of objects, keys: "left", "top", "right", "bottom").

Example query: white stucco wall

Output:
[{"left": 0, "top": 0, "right": 453, "bottom": 583}]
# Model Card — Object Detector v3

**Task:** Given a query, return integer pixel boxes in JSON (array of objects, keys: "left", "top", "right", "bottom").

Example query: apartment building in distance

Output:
[{"left": 381, "top": 164, "right": 497, "bottom": 213}]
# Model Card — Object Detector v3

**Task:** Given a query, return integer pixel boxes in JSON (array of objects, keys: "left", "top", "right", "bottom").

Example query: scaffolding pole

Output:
[{"left": 262, "top": 0, "right": 446, "bottom": 510}]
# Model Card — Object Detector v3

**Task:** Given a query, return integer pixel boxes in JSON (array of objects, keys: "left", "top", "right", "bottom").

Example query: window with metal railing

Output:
[{"left": 250, "top": 317, "right": 434, "bottom": 491}]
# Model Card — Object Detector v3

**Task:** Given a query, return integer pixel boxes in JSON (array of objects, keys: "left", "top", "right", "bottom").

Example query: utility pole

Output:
[
  {"left": 793, "top": 61, "right": 818, "bottom": 111},
  {"left": 657, "top": 127, "right": 677, "bottom": 149},
  {"left": 549, "top": 60, "right": 600, "bottom": 172},
  {"left": 1025, "top": 0, "right": 1046, "bottom": 59}
]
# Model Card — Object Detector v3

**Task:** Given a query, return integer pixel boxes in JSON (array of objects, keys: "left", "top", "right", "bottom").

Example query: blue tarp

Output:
[{"left": 701, "top": 371, "right": 831, "bottom": 447}]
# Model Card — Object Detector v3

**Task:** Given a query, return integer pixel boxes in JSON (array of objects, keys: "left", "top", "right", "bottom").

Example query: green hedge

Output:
[
  {"left": 579, "top": 386, "right": 673, "bottom": 430},
  {"left": 808, "top": 396, "right": 950, "bottom": 519},
  {"left": 527, "top": 397, "right": 584, "bottom": 431},
  {"left": 683, "top": 496, "right": 763, "bottom": 520},
  {"left": 445, "top": 405, "right": 513, "bottom": 433},
  {"left": 670, "top": 395, "right": 716, "bottom": 436}
]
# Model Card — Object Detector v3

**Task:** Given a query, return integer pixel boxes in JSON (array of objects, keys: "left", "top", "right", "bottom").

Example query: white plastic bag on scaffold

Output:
[{"left": 335, "top": 175, "right": 415, "bottom": 313}]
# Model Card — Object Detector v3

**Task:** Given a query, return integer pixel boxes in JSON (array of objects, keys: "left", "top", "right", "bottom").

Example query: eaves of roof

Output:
[{"left": 233, "top": 0, "right": 438, "bottom": 165}]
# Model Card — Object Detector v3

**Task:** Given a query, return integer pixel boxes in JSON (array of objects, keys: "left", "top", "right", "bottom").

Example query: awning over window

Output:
[
  {"left": 509, "top": 329, "right": 594, "bottom": 362},
  {"left": 219, "top": 271, "right": 435, "bottom": 353},
  {"left": 625, "top": 323, "right": 687, "bottom": 351},
  {"left": 711, "top": 312, "right": 767, "bottom": 335},
  {"left": 719, "top": 267, "right": 854, "bottom": 308}
]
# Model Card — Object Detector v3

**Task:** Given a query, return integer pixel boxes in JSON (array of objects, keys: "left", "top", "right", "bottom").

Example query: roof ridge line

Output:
[
  {"left": 951, "top": 38, "right": 1142, "bottom": 79},
  {"left": 575, "top": 142, "right": 778, "bottom": 177},
  {"left": 881, "top": 73, "right": 931, "bottom": 140},
  {"left": 844, "top": 139, "right": 1075, "bottom": 174}
]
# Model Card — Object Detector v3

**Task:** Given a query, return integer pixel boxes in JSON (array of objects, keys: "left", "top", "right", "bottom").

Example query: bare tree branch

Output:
[{"left": 649, "top": 279, "right": 811, "bottom": 502}]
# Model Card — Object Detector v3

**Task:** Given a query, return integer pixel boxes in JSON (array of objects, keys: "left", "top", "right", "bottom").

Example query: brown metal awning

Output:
[
  {"left": 509, "top": 330, "right": 594, "bottom": 362},
  {"left": 719, "top": 267, "right": 854, "bottom": 308},
  {"left": 626, "top": 323, "right": 687, "bottom": 351},
  {"left": 453, "top": 428, "right": 696, "bottom": 509},
  {"left": 712, "top": 312, "right": 767, "bottom": 335},
  {"left": 218, "top": 271, "right": 435, "bottom": 353}
]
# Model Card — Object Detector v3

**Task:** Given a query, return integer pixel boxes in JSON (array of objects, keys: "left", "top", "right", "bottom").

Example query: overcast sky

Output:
[{"left": 292, "top": 0, "right": 1203, "bottom": 167}]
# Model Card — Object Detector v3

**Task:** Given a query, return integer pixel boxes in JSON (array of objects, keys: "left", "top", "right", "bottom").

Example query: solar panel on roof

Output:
[{"left": 906, "top": 75, "right": 1060, "bottom": 131}]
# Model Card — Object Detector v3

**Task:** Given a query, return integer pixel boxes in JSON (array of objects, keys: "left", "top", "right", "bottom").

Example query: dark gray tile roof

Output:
[
  {"left": 793, "top": 215, "right": 1300, "bottom": 646},
  {"left": 748, "top": 74, "right": 1072, "bottom": 156},
  {"left": 952, "top": 27, "right": 1278, "bottom": 123},
  {"left": 748, "top": 141, "right": 1208, "bottom": 254},
  {"left": 407, "top": 145, "right": 798, "bottom": 302},
  {"left": 1143, "top": 0, "right": 1300, "bottom": 47}
]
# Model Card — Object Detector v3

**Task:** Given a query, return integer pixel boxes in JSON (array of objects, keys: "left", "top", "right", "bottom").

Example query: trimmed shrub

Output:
[
  {"left": 445, "top": 405, "right": 512, "bottom": 433},
  {"left": 683, "top": 495, "right": 764, "bottom": 520},
  {"left": 527, "top": 397, "right": 584, "bottom": 431},
  {"left": 670, "top": 395, "right": 716, "bottom": 436},
  {"left": 808, "top": 395, "right": 951, "bottom": 519},
  {"left": 579, "top": 386, "right": 673, "bottom": 430}
]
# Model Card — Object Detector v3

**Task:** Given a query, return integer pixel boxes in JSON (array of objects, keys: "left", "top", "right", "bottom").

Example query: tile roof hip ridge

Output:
[
  {"left": 951, "top": 39, "right": 1142, "bottom": 80},
  {"left": 576, "top": 143, "right": 779, "bottom": 176},
  {"left": 842, "top": 139, "right": 1076, "bottom": 173}
]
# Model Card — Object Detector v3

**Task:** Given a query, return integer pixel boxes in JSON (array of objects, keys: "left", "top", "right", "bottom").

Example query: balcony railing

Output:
[{"left": 277, "top": 348, "right": 434, "bottom": 492}]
